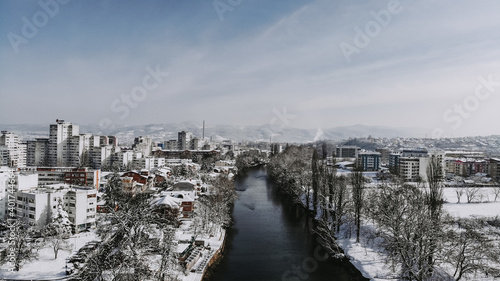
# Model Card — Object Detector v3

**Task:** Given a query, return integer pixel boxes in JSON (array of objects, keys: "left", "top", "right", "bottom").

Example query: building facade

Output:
[
  {"left": 335, "top": 146, "right": 359, "bottom": 158},
  {"left": 27, "top": 138, "right": 50, "bottom": 166},
  {"left": 48, "top": 120, "right": 80, "bottom": 167},
  {"left": 357, "top": 151, "right": 381, "bottom": 171},
  {"left": 0, "top": 131, "right": 20, "bottom": 167}
]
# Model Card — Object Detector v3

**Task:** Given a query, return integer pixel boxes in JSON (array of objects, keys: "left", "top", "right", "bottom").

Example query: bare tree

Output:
[
  {"left": 334, "top": 175, "right": 348, "bottom": 234},
  {"left": 203, "top": 174, "right": 238, "bottom": 238},
  {"left": 312, "top": 150, "right": 320, "bottom": 217},
  {"left": 350, "top": 169, "right": 364, "bottom": 243},
  {"left": 1, "top": 220, "right": 39, "bottom": 271},
  {"left": 313, "top": 219, "right": 344, "bottom": 258},
  {"left": 492, "top": 186, "right": 500, "bottom": 202},
  {"left": 425, "top": 155, "right": 445, "bottom": 272},
  {"left": 465, "top": 186, "right": 480, "bottom": 203},
  {"left": 156, "top": 227, "right": 180, "bottom": 281},
  {"left": 443, "top": 217, "right": 500, "bottom": 281}
]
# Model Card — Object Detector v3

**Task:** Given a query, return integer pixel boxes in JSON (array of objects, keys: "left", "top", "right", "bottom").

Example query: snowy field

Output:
[
  {"left": 443, "top": 187, "right": 500, "bottom": 218},
  {"left": 0, "top": 230, "right": 99, "bottom": 279}
]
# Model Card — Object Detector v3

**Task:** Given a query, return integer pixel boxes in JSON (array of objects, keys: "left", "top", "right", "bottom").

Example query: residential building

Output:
[
  {"left": 133, "top": 136, "right": 153, "bottom": 157},
  {"left": 490, "top": 158, "right": 500, "bottom": 182},
  {"left": 164, "top": 140, "right": 178, "bottom": 151},
  {"left": 13, "top": 186, "right": 96, "bottom": 232},
  {"left": 20, "top": 167, "right": 100, "bottom": 189},
  {"left": 399, "top": 157, "right": 421, "bottom": 181},
  {"left": 335, "top": 146, "right": 359, "bottom": 158},
  {"left": 357, "top": 151, "right": 381, "bottom": 171},
  {"left": 100, "top": 136, "right": 118, "bottom": 147},
  {"left": 452, "top": 159, "right": 489, "bottom": 177},
  {"left": 389, "top": 153, "right": 400, "bottom": 173},
  {"left": 18, "top": 141, "right": 27, "bottom": 168},
  {"left": 178, "top": 131, "right": 192, "bottom": 151},
  {"left": 0, "top": 170, "right": 37, "bottom": 220},
  {"left": 64, "top": 187, "right": 97, "bottom": 232},
  {"left": 48, "top": 119, "right": 80, "bottom": 167},
  {"left": 399, "top": 152, "right": 445, "bottom": 182},
  {"left": 375, "top": 148, "right": 391, "bottom": 165},
  {"left": 401, "top": 148, "right": 428, "bottom": 158},
  {"left": 0, "top": 146, "right": 9, "bottom": 166},
  {"left": 0, "top": 131, "right": 20, "bottom": 167},
  {"left": 27, "top": 138, "right": 49, "bottom": 166}
]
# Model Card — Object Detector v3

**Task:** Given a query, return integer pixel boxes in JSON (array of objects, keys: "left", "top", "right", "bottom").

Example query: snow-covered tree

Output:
[
  {"left": 42, "top": 198, "right": 73, "bottom": 259},
  {"left": 442, "top": 217, "right": 500, "bottom": 280},
  {"left": 79, "top": 178, "right": 179, "bottom": 280},
  {"left": 1, "top": 220, "right": 39, "bottom": 271},
  {"left": 370, "top": 184, "right": 439, "bottom": 280},
  {"left": 200, "top": 174, "right": 237, "bottom": 237}
]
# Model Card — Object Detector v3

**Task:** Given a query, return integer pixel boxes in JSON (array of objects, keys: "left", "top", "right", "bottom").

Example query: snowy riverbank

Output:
[{"left": 298, "top": 186, "right": 500, "bottom": 281}]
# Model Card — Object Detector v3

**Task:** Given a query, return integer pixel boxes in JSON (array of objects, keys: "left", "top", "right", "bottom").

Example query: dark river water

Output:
[{"left": 206, "top": 167, "right": 365, "bottom": 281}]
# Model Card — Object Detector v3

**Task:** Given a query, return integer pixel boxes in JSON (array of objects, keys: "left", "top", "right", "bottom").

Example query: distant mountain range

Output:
[{"left": 0, "top": 122, "right": 432, "bottom": 144}]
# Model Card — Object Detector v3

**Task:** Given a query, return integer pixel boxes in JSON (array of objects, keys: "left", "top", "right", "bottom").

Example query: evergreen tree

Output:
[{"left": 43, "top": 198, "right": 73, "bottom": 259}]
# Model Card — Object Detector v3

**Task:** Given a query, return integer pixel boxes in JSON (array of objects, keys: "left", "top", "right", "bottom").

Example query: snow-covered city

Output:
[
  {"left": 0, "top": 121, "right": 499, "bottom": 280},
  {"left": 2, "top": 1, "right": 500, "bottom": 280}
]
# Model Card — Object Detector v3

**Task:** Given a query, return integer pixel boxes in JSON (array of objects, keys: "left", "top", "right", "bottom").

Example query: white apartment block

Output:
[
  {"left": 46, "top": 120, "right": 118, "bottom": 168},
  {"left": 133, "top": 136, "right": 153, "bottom": 157},
  {"left": 48, "top": 120, "right": 80, "bottom": 167},
  {"left": 0, "top": 131, "right": 20, "bottom": 167},
  {"left": 399, "top": 152, "right": 445, "bottom": 182},
  {"left": 178, "top": 131, "right": 192, "bottom": 151},
  {"left": 64, "top": 188, "right": 97, "bottom": 232},
  {"left": 399, "top": 157, "right": 421, "bottom": 182},
  {"left": 18, "top": 141, "right": 27, "bottom": 168},
  {"left": 0, "top": 170, "right": 38, "bottom": 220},
  {"left": 132, "top": 157, "right": 156, "bottom": 171},
  {"left": 14, "top": 186, "right": 97, "bottom": 232}
]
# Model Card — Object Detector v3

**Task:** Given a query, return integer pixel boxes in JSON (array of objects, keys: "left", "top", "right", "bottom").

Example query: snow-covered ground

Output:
[
  {"left": 332, "top": 186, "right": 500, "bottom": 281},
  {"left": 443, "top": 187, "right": 500, "bottom": 218},
  {"left": 0, "top": 230, "right": 99, "bottom": 279},
  {"left": 0, "top": 222, "right": 227, "bottom": 281},
  {"left": 176, "top": 220, "right": 226, "bottom": 281}
]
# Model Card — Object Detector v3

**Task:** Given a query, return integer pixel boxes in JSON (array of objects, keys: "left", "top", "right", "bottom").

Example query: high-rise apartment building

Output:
[
  {"left": 27, "top": 138, "right": 50, "bottom": 166},
  {"left": 48, "top": 120, "right": 80, "bottom": 167},
  {"left": 0, "top": 131, "right": 20, "bottom": 167},
  {"left": 178, "top": 131, "right": 192, "bottom": 150}
]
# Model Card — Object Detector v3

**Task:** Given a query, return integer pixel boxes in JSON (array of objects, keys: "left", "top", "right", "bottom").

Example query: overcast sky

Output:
[{"left": 1, "top": 0, "right": 500, "bottom": 137}]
